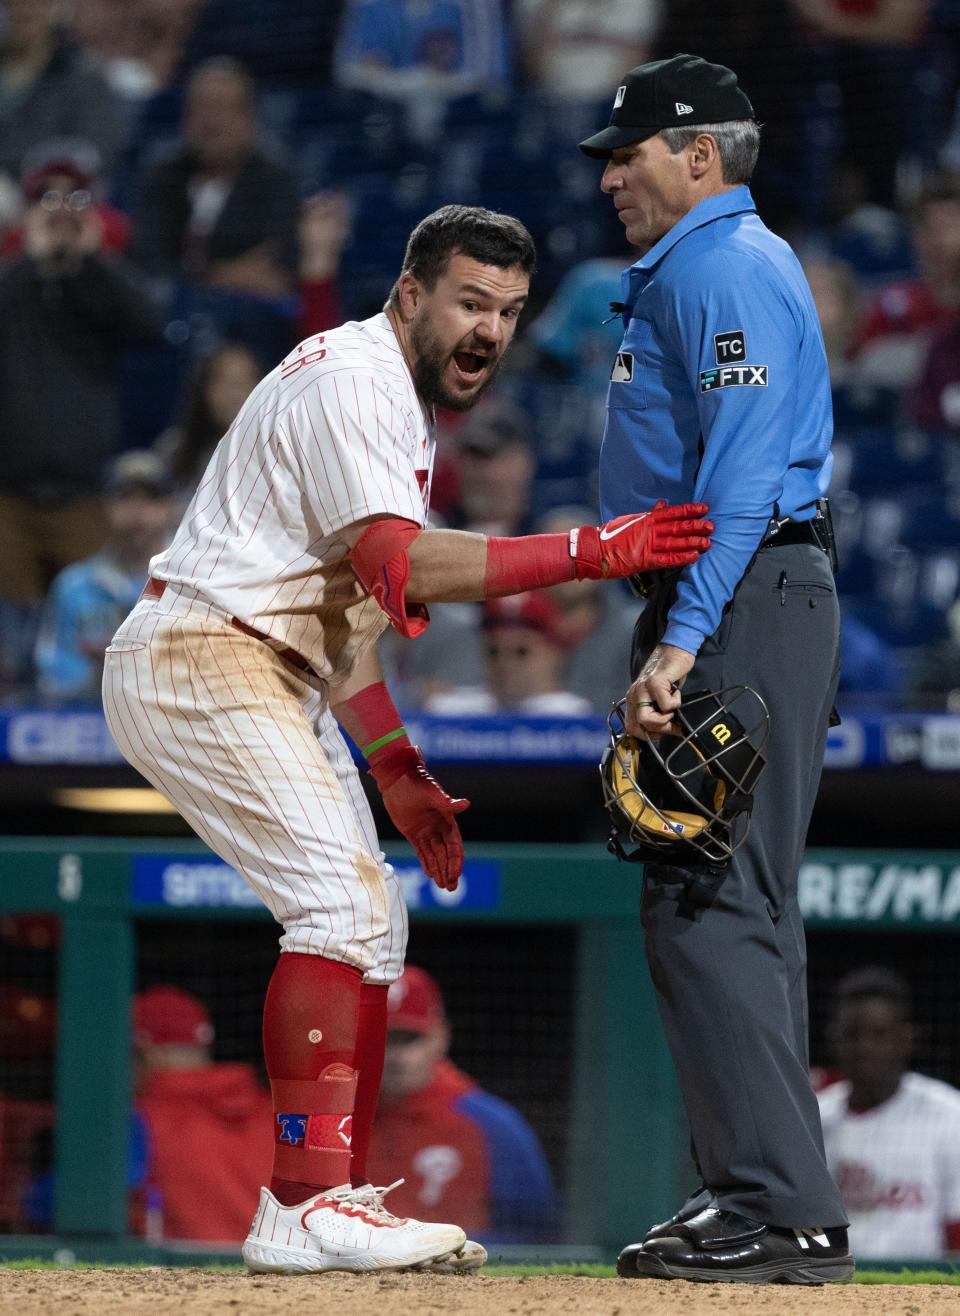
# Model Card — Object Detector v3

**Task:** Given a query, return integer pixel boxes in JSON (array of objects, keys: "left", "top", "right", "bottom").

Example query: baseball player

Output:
[
  {"left": 819, "top": 968, "right": 960, "bottom": 1259},
  {"left": 102, "top": 205, "right": 712, "bottom": 1276},
  {"left": 578, "top": 58, "right": 852, "bottom": 1282}
]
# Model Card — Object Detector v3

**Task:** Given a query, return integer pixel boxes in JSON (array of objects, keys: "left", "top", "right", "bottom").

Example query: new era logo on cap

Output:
[{"left": 676, "top": 102, "right": 693, "bottom": 115}]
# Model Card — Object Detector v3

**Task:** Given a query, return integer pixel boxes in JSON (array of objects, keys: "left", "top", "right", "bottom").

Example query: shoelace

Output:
[{"left": 331, "top": 1180, "right": 408, "bottom": 1224}]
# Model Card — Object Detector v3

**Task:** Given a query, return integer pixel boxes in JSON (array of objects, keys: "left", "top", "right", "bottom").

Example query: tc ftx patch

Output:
[{"left": 699, "top": 364, "right": 768, "bottom": 392}]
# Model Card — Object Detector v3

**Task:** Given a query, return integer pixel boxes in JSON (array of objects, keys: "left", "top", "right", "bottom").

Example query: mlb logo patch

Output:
[
  {"left": 610, "top": 351, "right": 634, "bottom": 383},
  {"left": 614, "top": 85, "right": 626, "bottom": 109},
  {"left": 276, "top": 1113, "right": 307, "bottom": 1146}
]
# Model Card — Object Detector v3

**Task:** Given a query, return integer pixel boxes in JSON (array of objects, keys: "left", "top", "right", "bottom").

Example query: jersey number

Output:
[{"left": 281, "top": 338, "right": 327, "bottom": 379}]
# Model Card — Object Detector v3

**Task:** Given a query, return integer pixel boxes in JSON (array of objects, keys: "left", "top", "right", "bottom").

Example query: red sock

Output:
[
  {"left": 263, "top": 952, "right": 362, "bottom": 1206},
  {"left": 350, "top": 983, "right": 389, "bottom": 1187}
]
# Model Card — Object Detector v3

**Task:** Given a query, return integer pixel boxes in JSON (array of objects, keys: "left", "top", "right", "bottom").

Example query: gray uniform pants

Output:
[{"left": 632, "top": 540, "right": 848, "bottom": 1228}]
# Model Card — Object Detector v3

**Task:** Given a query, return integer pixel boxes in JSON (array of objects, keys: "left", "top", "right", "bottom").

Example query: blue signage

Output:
[
  {"left": 4, "top": 707, "right": 960, "bottom": 772},
  {"left": 132, "top": 855, "right": 501, "bottom": 912}
]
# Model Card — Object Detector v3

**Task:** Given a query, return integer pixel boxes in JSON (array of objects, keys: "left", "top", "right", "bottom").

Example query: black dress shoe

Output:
[
  {"left": 617, "top": 1207, "right": 854, "bottom": 1285},
  {"left": 643, "top": 1185, "right": 715, "bottom": 1242}
]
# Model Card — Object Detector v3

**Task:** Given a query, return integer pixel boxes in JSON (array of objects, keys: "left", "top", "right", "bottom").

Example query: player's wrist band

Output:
[
  {"left": 336, "top": 681, "right": 411, "bottom": 766},
  {"left": 361, "top": 727, "right": 408, "bottom": 757}
]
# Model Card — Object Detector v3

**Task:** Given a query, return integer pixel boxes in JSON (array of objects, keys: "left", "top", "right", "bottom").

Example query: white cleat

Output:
[
  {"left": 408, "top": 1239, "right": 488, "bottom": 1274},
  {"left": 242, "top": 1180, "right": 467, "bottom": 1275}
]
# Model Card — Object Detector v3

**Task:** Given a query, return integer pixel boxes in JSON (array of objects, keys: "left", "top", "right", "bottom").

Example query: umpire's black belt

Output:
[{"left": 757, "top": 518, "right": 823, "bottom": 550}]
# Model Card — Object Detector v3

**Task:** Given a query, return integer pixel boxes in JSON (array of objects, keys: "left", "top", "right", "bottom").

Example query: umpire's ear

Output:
[{"left": 688, "top": 131, "right": 721, "bottom": 180}]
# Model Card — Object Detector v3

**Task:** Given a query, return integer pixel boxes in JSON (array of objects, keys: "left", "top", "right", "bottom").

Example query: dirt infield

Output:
[{"left": 1, "top": 1269, "right": 958, "bottom": 1316}]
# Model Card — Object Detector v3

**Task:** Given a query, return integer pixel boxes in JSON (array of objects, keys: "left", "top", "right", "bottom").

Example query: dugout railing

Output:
[{"left": 0, "top": 839, "right": 959, "bottom": 1264}]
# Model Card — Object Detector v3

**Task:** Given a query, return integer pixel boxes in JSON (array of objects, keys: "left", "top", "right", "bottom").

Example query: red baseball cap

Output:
[
  {"left": 386, "top": 966, "right": 446, "bottom": 1034},
  {"left": 0, "top": 987, "right": 57, "bottom": 1056},
  {"left": 482, "top": 590, "right": 569, "bottom": 648},
  {"left": 20, "top": 138, "right": 101, "bottom": 201},
  {"left": 133, "top": 985, "right": 214, "bottom": 1047}
]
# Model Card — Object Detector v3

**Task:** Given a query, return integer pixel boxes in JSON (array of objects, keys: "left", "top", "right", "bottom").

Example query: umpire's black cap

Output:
[{"left": 579, "top": 53, "right": 755, "bottom": 160}]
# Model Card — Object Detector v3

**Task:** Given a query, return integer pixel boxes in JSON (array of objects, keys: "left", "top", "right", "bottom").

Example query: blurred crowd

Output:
[{"left": 4, "top": 0, "right": 960, "bottom": 712}]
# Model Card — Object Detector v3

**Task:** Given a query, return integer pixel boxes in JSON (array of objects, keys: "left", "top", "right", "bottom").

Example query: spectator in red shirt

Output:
[
  {"left": 133, "top": 985, "right": 274, "bottom": 1243},
  {"left": 851, "top": 174, "right": 960, "bottom": 387},
  {"left": 297, "top": 190, "right": 350, "bottom": 340},
  {"left": 2, "top": 138, "right": 130, "bottom": 259},
  {"left": 367, "top": 966, "right": 559, "bottom": 1244}
]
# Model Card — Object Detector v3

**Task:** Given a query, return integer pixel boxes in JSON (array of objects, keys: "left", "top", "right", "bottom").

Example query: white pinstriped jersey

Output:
[
  {"left": 819, "top": 1073, "right": 960, "bottom": 1257},
  {"left": 150, "top": 312, "right": 435, "bottom": 684}
]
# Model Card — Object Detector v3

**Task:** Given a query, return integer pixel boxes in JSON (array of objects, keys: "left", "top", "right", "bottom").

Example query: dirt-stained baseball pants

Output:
[
  {"left": 102, "top": 589, "right": 408, "bottom": 982},
  {"left": 631, "top": 540, "right": 848, "bottom": 1228}
]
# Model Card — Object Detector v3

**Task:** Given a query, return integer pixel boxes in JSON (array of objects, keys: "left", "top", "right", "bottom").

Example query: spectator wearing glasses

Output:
[
  {"left": 3, "top": 138, "right": 131, "bottom": 258},
  {"left": 367, "top": 966, "right": 559, "bottom": 1245},
  {"left": 426, "top": 590, "right": 593, "bottom": 716},
  {"left": 0, "top": 140, "right": 160, "bottom": 666}
]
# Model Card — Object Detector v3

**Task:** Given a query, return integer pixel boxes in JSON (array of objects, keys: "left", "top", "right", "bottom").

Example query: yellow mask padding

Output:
[{"left": 610, "top": 737, "right": 725, "bottom": 840}]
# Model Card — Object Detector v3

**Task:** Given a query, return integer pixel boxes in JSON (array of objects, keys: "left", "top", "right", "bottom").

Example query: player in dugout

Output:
[
  {"left": 102, "top": 204, "right": 713, "bottom": 1277},
  {"left": 818, "top": 967, "right": 960, "bottom": 1260}
]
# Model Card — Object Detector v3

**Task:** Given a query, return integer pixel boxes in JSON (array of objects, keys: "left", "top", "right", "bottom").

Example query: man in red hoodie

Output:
[
  {"left": 133, "top": 985, "right": 274, "bottom": 1243},
  {"left": 367, "top": 966, "right": 559, "bottom": 1244}
]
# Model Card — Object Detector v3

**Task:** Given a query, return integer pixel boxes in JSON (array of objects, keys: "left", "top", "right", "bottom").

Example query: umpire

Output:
[{"left": 580, "top": 55, "right": 852, "bottom": 1284}]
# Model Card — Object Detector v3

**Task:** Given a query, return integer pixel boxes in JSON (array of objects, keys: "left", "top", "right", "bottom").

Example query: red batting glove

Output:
[
  {"left": 571, "top": 500, "right": 713, "bottom": 579},
  {"left": 369, "top": 745, "right": 469, "bottom": 892}
]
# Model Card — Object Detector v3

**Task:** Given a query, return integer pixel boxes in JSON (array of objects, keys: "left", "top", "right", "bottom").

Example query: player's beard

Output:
[{"left": 410, "top": 318, "right": 501, "bottom": 411}]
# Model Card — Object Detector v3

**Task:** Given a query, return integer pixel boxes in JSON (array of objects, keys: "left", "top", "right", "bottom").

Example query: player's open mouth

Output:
[{"left": 451, "top": 350, "right": 489, "bottom": 384}]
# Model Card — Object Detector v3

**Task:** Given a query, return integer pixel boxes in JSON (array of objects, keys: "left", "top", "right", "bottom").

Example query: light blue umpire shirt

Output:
[{"left": 599, "top": 184, "right": 833, "bottom": 656}]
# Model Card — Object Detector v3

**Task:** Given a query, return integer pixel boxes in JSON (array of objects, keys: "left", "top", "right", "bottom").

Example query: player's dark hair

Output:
[
  {"left": 389, "top": 205, "right": 536, "bottom": 303},
  {"left": 834, "top": 966, "right": 912, "bottom": 1015}
]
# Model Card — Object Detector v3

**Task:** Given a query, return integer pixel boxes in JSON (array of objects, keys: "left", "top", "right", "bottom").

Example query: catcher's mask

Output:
[{"left": 600, "top": 686, "right": 770, "bottom": 869}]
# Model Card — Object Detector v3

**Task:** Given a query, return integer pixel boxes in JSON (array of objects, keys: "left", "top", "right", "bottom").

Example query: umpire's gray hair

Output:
[{"left": 659, "top": 120, "right": 761, "bottom": 185}]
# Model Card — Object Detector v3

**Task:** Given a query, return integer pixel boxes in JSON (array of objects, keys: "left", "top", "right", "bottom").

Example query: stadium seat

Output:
[
  {"left": 847, "top": 597, "right": 949, "bottom": 649},
  {"left": 859, "top": 496, "right": 906, "bottom": 555},
  {"left": 831, "top": 383, "right": 902, "bottom": 431},
  {"left": 294, "top": 88, "right": 411, "bottom": 192},
  {"left": 899, "top": 494, "right": 960, "bottom": 551},
  {"left": 843, "top": 428, "right": 947, "bottom": 496},
  {"left": 918, "top": 551, "right": 960, "bottom": 610}
]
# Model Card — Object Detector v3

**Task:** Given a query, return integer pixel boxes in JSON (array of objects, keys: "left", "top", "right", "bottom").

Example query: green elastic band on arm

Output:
[{"left": 361, "top": 726, "right": 408, "bottom": 757}]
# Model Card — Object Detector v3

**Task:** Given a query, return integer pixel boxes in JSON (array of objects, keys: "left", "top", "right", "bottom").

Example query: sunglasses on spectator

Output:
[{"left": 39, "top": 189, "right": 93, "bottom": 213}]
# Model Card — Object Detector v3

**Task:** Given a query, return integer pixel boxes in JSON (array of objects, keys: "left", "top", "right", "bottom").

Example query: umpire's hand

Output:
[{"left": 625, "top": 643, "right": 696, "bottom": 739}]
